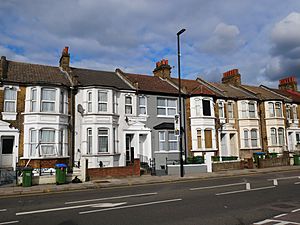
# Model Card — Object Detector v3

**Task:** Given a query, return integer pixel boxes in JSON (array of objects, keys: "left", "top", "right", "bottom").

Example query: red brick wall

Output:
[
  {"left": 87, "top": 159, "right": 140, "bottom": 179},
  {"left": 18, "top": 158, "right": 69, "bottom": 168},
  {"left": 258, "top": 156, "right": 290, "bottom": 168}
]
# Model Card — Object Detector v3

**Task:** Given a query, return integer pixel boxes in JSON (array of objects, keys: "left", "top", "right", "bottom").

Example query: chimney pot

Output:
[
  {"left": 222, "top": 69, "right": 241, "bottom": 85},
  {"left": 153, "top": 58, "right": 172, "bottom": 79},
  {"left": 279, "top": 76, "right": 297, "bottom": 91}
]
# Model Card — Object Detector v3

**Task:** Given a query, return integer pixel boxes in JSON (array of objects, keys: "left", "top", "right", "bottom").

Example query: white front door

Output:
[{"left": 1, "top": 136, "right": 14, "bottom": 168}]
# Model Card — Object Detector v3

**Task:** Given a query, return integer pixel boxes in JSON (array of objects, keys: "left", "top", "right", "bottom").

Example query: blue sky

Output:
[{"left": 1, "top": 0, "right": 300, "bottom": 87}]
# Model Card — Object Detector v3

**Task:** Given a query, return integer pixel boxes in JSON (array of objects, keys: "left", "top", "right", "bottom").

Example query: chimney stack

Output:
[
  {"left": 222, "top": 69, "right": 241, "bottom": 86},
  {"left": 59, "top": 46, "right": 70, "bottom": 71},
  {"left": 153, "top": 59, "right": 171, "bottom": 79},
  {"left": 279, "top": 76, "right": 297, "bottom": 91},
  {"left": 0, "top": 56, "right": 8, "bottom": 79}
]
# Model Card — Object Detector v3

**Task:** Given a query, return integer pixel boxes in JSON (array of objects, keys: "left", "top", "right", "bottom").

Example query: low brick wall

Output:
[
  {"left": 19, "top": 158, "right": 69, "bottom": 169},
  {"left": 212, "top": 161, "right": 242, "bottom": 172},
  {"left": 87, "top": 159, "right": 140, "bottom": 180},
  {"left": 258, "top": 156, "right": 290, "bottom": 168}
]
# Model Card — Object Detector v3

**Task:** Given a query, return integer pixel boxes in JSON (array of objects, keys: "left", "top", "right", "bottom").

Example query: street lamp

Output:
[{"left": 177, "top": 28, "right": 186, "bottom": 177}]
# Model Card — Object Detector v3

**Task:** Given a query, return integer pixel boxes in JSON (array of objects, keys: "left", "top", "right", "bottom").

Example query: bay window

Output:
[
  {"left": 271, "top": 128, "right": 277, "bottom": 145},
  {"left": 244, "top": 129, "right": 249, "bottom": 147},
  {"left": 269, "top": 103, "right": 275, "bottom": 117},
  {"left": 29, "top": 129, "right": 37, "bottom": 157},
  {"left": 278, "top": 128, "right": 284, "bottom": 146},
  {"left": 41, "top": 88, "right": 56, "bottom": 112},
  {"left": 275, "top": 102, "right": 282, "bottom": 117},
  {"left": 31, "top": 88, "right": 37, "bottom": 112},
  {"left": 197, "top": 129, "right": 202, "bottom": 149},
  {"left": 251, "top": 129, "right": 258, "bottom": 147},
  {"left": 40, "top": 129, "right": 55, "bottom": 155},
  {"left": 195, "top": 98, "right": 201, "bottom": 116},
  {"left": 228, "top": 102, "right": 234, "bottom": 119},
  {"left": 202, "top": 100, "right": 211, "bottom": 116},
  {"left": 98, "top": 129, "right": 108, "bottom": 153},
  {"left": 241, "top": 102, "right": 247, "bottom": 118},
  {"left": 248, "top": 102, "right": 256, "bottom": 118},
  {"left": 98, "top": 91, "right": 108, "bottom": 112},
  {"left": 87, "top": 128, "right": 92, "bottom": 154},
  {"left": 87, "top": 91, "right": 92, "bottom": 112}
]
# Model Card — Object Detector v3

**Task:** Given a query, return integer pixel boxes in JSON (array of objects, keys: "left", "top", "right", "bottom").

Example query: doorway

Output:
[
  {"left": 126, "top": 134, "right": 134, "bottom": 166},
  {"left": 1, "top": 136, "right": 14, "bottom": 168}
]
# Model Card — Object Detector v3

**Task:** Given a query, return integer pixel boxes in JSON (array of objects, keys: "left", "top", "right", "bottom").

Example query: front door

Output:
[
  {"left": 220, "top": 133, "right": 226, "bottom": 156},
  {"left": 126, "top": 134, "right": 134, "bottom": 165},
  {"left": 1, "top": 136, "right": 14, "bottom": 168}
]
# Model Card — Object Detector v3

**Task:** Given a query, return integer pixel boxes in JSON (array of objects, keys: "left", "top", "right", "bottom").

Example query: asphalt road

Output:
[{"left": 0, "top": 170, "right": 300, "bottom": 225}]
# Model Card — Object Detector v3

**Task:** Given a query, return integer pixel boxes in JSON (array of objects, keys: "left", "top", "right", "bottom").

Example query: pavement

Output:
[{"left": 0, "top": 166, "right": 299, "bottom": 197}]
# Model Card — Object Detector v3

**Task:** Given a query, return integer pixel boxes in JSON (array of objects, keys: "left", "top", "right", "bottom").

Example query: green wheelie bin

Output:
[
  {"left": 22, "top": 167, "right": 33, "bottom": 187},
  {"left": 55, "top": 163, "right": 67, "bottom": 184},
  {"left": 294, "top": 155, "right": 300, "bottom": 165}
]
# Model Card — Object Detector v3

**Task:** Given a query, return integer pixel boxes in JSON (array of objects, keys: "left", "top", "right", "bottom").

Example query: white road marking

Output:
[
  {"left": 65, "top": 192, "right": 157, "bottom": 205},
  {"left": 16, "top": 202, "right": 127, "bottom": 216},
  {"left": 216, "top": 186, "right": 275, "bottom": 196},
  {"left": 79, "top": 198, "right": 182, "bottom": 215},
  {"left": 268, "top": 176, "right": 300, "bottom": 181},
  {"left": 254, "top": 219, "right": 300, "bottom": 225},
  {"left": 274, "top": 213, "right": 287, "bottom": 218},
  {"left": 292, "top": 208, "right": 300, "bottom": 213},
  {"left": 90, "top": 203, "right": 126, "bottom": 208},
  {"left": 295, "top": 182, "right": 300, "bottom": 185},
  {"left": 190, "top": 182, "right": 245, "bottom": 191},
  {"left": 0, "top": 209, "right": 7, "bottom": 212},
  {"left": 0, "top": 221, "right": 19, "bottom": 225}
]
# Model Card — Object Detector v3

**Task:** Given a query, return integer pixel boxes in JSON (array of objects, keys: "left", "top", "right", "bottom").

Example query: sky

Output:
[{"left": 1, "top": 0, "right": 300, "bottom": 87}]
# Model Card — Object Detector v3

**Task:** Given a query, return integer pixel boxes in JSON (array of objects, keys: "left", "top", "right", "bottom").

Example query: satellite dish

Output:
[{"left": 77, "top": 104, "right": 85, "bottom": 116}]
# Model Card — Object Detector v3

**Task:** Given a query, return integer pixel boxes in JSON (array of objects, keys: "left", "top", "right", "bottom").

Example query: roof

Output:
[
  {"left": 2, "top": 60, "right": 71, "bottom": 86},
  {"left": 171, "top": 78, "right": 218, "bottom": 96},
  {"left": 124, "top": 73, "right": 179, "bottom": 95},
  {"left": 241, "top": 85, "right": 290, "bottom": 101},
  {"left": 209, "top": 83, "right": 258, "bottom": 100},
  {"left": 270, "top": 88, "right": 300, "bottom": 103},
  {"left": 72, "top": 68, "right": 133, "bottom": 90}
]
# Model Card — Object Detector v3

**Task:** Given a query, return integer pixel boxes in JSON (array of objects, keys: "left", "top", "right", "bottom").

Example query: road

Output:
[{"left": 0, "top": 170, "right": 300, "bottom": 225}]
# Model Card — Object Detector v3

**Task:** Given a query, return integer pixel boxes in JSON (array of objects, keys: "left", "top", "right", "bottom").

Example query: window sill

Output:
[
  {"left": 21, "top": 156, "right": 69, "bottom": 160},
  {"left": 191, "top": 149, "right": 218, "bottom": 152},
  {"left": 240, "top": 147, "right": 261, "bottom": 150},
  {"left": 2, "top": 112, "right": 17, "bottom": 121},
  {"left": 83, "top": 153, "right": 119, "bottom": 157},
  {"left": 157, "top": 115, "right": 176, "bottom": 118},
  {"left": 154, "top": 150, "right": 180, "bottom": 153}
]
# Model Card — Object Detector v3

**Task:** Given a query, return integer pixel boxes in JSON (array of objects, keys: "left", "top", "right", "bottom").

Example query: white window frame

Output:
[
  {"left": 195, "top": 98, "right": 201, "bottom": 116},
  {"left": 269, "top": 102, "right": 275, "bottom": 117},
  {"left": 98, "top": 91, "right": 108, "bottom": 112},
  {"left": 275, "top": 102, "right": 282, "bottom": 117},
  {"left": 202, "top": 99, "right": 211, "bottom": 117},
  {"left": 244, "top": 129, "right": 249, "bottom": 148},
  {"left": 168, "top": 131, "right": 178, "bottom": 151},
  {"left": 41, "top": 88, "right": 56, "bottom": 112},
  {"left": 98, "top": 128, "right": 109, "bottom": 153},
  {"left": 251, "top": 129, "right": 258, "bottom": 147},
  {"left": 87, "top": 91, "right": 92, "bottom": 113},
  {"left": 125, "top": 96, "right": 133, "bottom": 115},
  {"left": 138, "top": 95, "right": 147, "bottom": 115},
  {"left": 227, "top": 102, "right": 234, "bottom": 119},
  {"left": 87, "top": 128, "right": 92, "bottom": 154},
  {"left": 278, "top": 127, "right": 284, "bottom": 146},
  {"left": 293, "top": 105, "right": 298, "bottom": 120},
  {"left": 241, "top": 102, "right": 247, "bottom": 118},
  {"left": 29, "top": 129, "right": 38, "bottom": 157},
  {"left": 286, "top": 105, "right": 292, "bottom": 120},
  {"left": 157, "top": 98, "right": 177, "bottom": 116},
  {"left": 248, "top": 102, "right": 256, "bottom": 118},
  {"left": 4, "top": 87, "right": 17, "bottom": 112},
  {"left": 40, "top": 128, "right": 56, "bottom": 156},
  {"left": 159, "top": 131, "right": 166, "bottom": 151},
  {"left": 271, "top": 128, "right": 277, "bottom": 145},
  {"left": 218, "top": 101, "right": 224, "bottom": 118},
  {"left": 30, "top": 88, "right": 37, "bottom": 112}
]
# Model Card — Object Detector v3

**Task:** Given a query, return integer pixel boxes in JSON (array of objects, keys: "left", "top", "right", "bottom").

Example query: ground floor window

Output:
[
  {"left": 98, "top": 129, "right": 108, "bottom": 153},
  {"left": 158, "top": 131, "right": 178, "bottom": 151},
  {"left": 204, "top": 129, "right": 212, "bottom": 148}
]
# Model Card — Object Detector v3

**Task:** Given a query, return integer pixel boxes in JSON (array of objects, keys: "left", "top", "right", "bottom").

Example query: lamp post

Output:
[{"left": 177, "top": 28, "right": 186, "bottom": 177}]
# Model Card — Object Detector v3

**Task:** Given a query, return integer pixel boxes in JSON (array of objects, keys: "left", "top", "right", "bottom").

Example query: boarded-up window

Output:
[
  {"left": 204, "top": 129, "right": 212, "bottom": 148},
  {"left": 202, "top": 100, "right": 211, "bottom": 116},
  {"left": 197, "top": 130, "right": 201, "bottom": 149}
]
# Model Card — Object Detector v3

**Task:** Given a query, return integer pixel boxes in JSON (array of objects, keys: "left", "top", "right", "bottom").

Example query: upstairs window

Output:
[
  {"left": 195, "top": 98, "right": 201, "bottom": 116},
  {"left": 202, "top": 100, "right": 211, "bottom": 116},
  {"left": 4, "top": 87, "right": 17, "bottom": 112},
  {"left": 227, "top": 102, "right": 234, "bottom": 119},
  {"left": 275, "top": 102, "right": 282, "bottom": 117},
  {"left": 59, "top": 90, "right": 65, "bottom": 113},
  {"left": 286, "top": 105, "right": 292, "bottom": 120},
  {"left": 138, "top": 96, "right": 147, "bottom": 115},
  {"left": 98, "top": 91, "right": 108, "bottom": 112},
  {"left": 87, "top": 91, "right": 92, "bottom": 112},
  {"left": 269, "top": 103, "right": 275, "bottom": 117},
  {"left": 218, "top": 102, "right": 224, "bottom": 118},
  {"left": 125, "top": 96, "right": 133, "bottom": 114},
  {"left": 241, "top": 102, "right": 247, "bottom": 118},
  {"left": 157, "top": 98, "right": 177, "bottom": 116},
  {"left": 293, "top": 106, "right": 298, "bottom": 120},
  {"left": 30, "top": 88, "right": 37, "bottom": 112},
  {"left": 248, "top": 102, "right": 256, "bottom": 118},
  {"left": 41, "top": 88, "right": 56, "bottom": 112}
]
